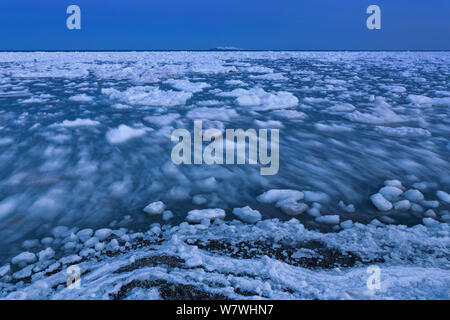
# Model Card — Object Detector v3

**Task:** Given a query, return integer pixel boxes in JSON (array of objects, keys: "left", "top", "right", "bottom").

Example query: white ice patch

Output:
[
  {"left": 68, "top": 94, "right": 93, "bottom": 102},
  {"left": 186, "top": 208, "right": 226, "bottom": 223},
  {"left": 54, "top": 118, "right": 100, "bottom": 127},
  {"left": 375, "top": 126, "right": 431, "bottom": 137},
  {"left": 219, "top": 88, "right": 298, "bottom": 110},
  {"left": 232, "top": 206, "right": 262, "bottom": 223},
  {"left": 102, "top": 86, "right": 192, "bottom": 107},
  {"left": 186, "top": 107, "right": 238, "bottom": 121},
  {"left": 106, "top": 125, "right": 147, "bottom": 144},
  {"left": 164, "top": 79, "right": 211, "bottom": 93}
]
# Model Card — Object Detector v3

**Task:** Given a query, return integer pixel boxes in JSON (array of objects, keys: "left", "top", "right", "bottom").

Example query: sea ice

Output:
[
  {"left": 394, "top": 200, "right": 411, "bottom": 211},
  {"left": 143, "top": 201, "right": 166, "bottom": 215},
  {"left": 232, "top": 206, "right": 262, "bottom": 223},
  {"left": 186, "top": 208, "right": 226, "bottom": 223},
  {"left": 379, "top": 186, "right": 403, "bottom": 201},
  {"left": 106, "top": 125, "right": 147, "bottom": 144},
  {"left": 370, "top": 193, "right": 393, "bottom": 211},
  {"left": 403, "top": 189, "right": 425, "bottom": 203},
  {"left": 436, "top": 190, "right": 450, "bottom": 204},
  {"left": 315, "top": 215, "right": 340, "bottom": 225}
]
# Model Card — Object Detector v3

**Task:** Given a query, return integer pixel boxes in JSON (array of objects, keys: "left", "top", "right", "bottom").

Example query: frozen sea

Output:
[{"left": 0, "top": 51, "right": 449, "bottom": 299}]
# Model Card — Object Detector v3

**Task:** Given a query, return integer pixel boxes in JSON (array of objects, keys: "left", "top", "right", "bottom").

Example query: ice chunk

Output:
[
  {"left": 22, "top": 239, "right": 39, "bottom": 250},
  {"left": 375, "top": 126, "right": 431, "bottom": 138},
  {"left": 220, "top": 88, "right": 298, "bottom": 110},
  {"left": 11, "top": 252, "right": 37, "bottom": 267},
  {"left": 422, "top": 217, "right": 438, "bottom": 227},
  {"left": 186, "top": 107, "right": 238, "bottom": 121},
  {"left": 307, "top": 207, "right": 321, "bottom": 217},
  {"left": 315, "top": 215, "right": 340, "bottom": 224},
  {"left": 38, "top": 248, "right": 55, "bottom": 261},
  {"left": 192, "top": 195, "right": 208, "bottom": 205},
  {"left": 55, "top": 118, "right": 100, "bottom": 127},
  {"left": 0, "top": 264, "right": 10, "bottom": 277},
  {"left": 403, "top": 189, "right": 425, "bottom": 202},
  {"left": 394, "top": 200, "right": 411, "bottom": 211},
  {"left": 379, "top": 186, "right": 403, "bottom": 201},
  {"left": 76, "top": 229, "right": 93, "bottom": 242},
  {"left": 257, "top": 189, "right": 304, "bottom": 204},
  {"left": 94, "top": 228, "right": 112, "bottom": 241},
  {"left": 420, "top": 200, "right": 439, "bottom": 209},
  {"left": 164, "top": 79, "right": 210, "bottom": 93},
  {"left": 384, "top": 179, "right": 405, "bottom": 190},
  {"left": 232, "top": 206, "right": 262, "bottom": 223},
  {"left": 102, "top": 86, "right": 192, "bottom": 107},
  {"left": 370, "top": 193, "right": 393, "bottom": 211},
  {"left": 436, "top": 190, "right": 450, "bottom": 204},
  {"left": 162, "top": 210, "right": 174, "bottom": 221},
  {"left": 424, "top": 209, "right": 437, "bottom": 218},
  {"left": 68, "top": 94, "right": 93, "bottom": 102},
  {"left": 340, "top": 220, "right": 353, "bottom": 229},
  {"left": 106, "top": 125, "right": 147, "bottom": 144},
  {"left": 338, "top": 200, "right": 355, "bottom": 213},
  {"left": 51, "top": 226, "right": 69, "bottom": 238},
  {"left": 276, "top": 201, "right": 308, "bottom": 216},
  {"left": 143, "top": 201, "right": 166, "bottom": 215},
  {"left": 186, "top": 208, "right": 226, "bottom": 223}
]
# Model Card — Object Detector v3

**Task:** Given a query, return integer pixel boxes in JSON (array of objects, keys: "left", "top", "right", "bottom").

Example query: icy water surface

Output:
[{"left": 0, "top": 51, "right": 449, "bottom": 266}]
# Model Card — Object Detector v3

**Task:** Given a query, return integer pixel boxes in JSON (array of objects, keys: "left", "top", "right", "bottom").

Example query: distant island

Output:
[{"left": 210, "top": 46, "right": 243, "bottom": 51}]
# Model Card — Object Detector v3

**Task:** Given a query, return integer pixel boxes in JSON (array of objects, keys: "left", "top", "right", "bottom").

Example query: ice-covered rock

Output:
[
  {"left": 370, "top": 193, "right": 393, "bottom": 211},
  {"left": 379, "top": 186, "right": 403, "bottom": 201},
  {"left": 232, "top": 206, "right": 262, "bottom": 223},
  {"left": 315, "top": 215, "right": 340, "bottom": 225},
  {"left": 403, "top": 189, "right": 425, "bottom": 202},
  {"left": 186, "top": 208, "right": 226, "bottom": 223},
  {"left": 394, "top": 200, "right": 411, "bottom": 211},
  {"left": 436, "top": 190, "right": 450, "bottom": 204},
  {"left": 143, "top": 201, "right": 166, "bottom": 215}
]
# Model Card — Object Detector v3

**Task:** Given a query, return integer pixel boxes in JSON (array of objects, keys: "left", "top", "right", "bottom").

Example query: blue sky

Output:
[{"left": 0, "top": 0, "right": 449, "bottom": 50}]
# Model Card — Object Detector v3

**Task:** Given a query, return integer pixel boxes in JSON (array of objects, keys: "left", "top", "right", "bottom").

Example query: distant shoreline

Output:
[{"left": 0, "top": 50, "right": 449, "bottom": 53}]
